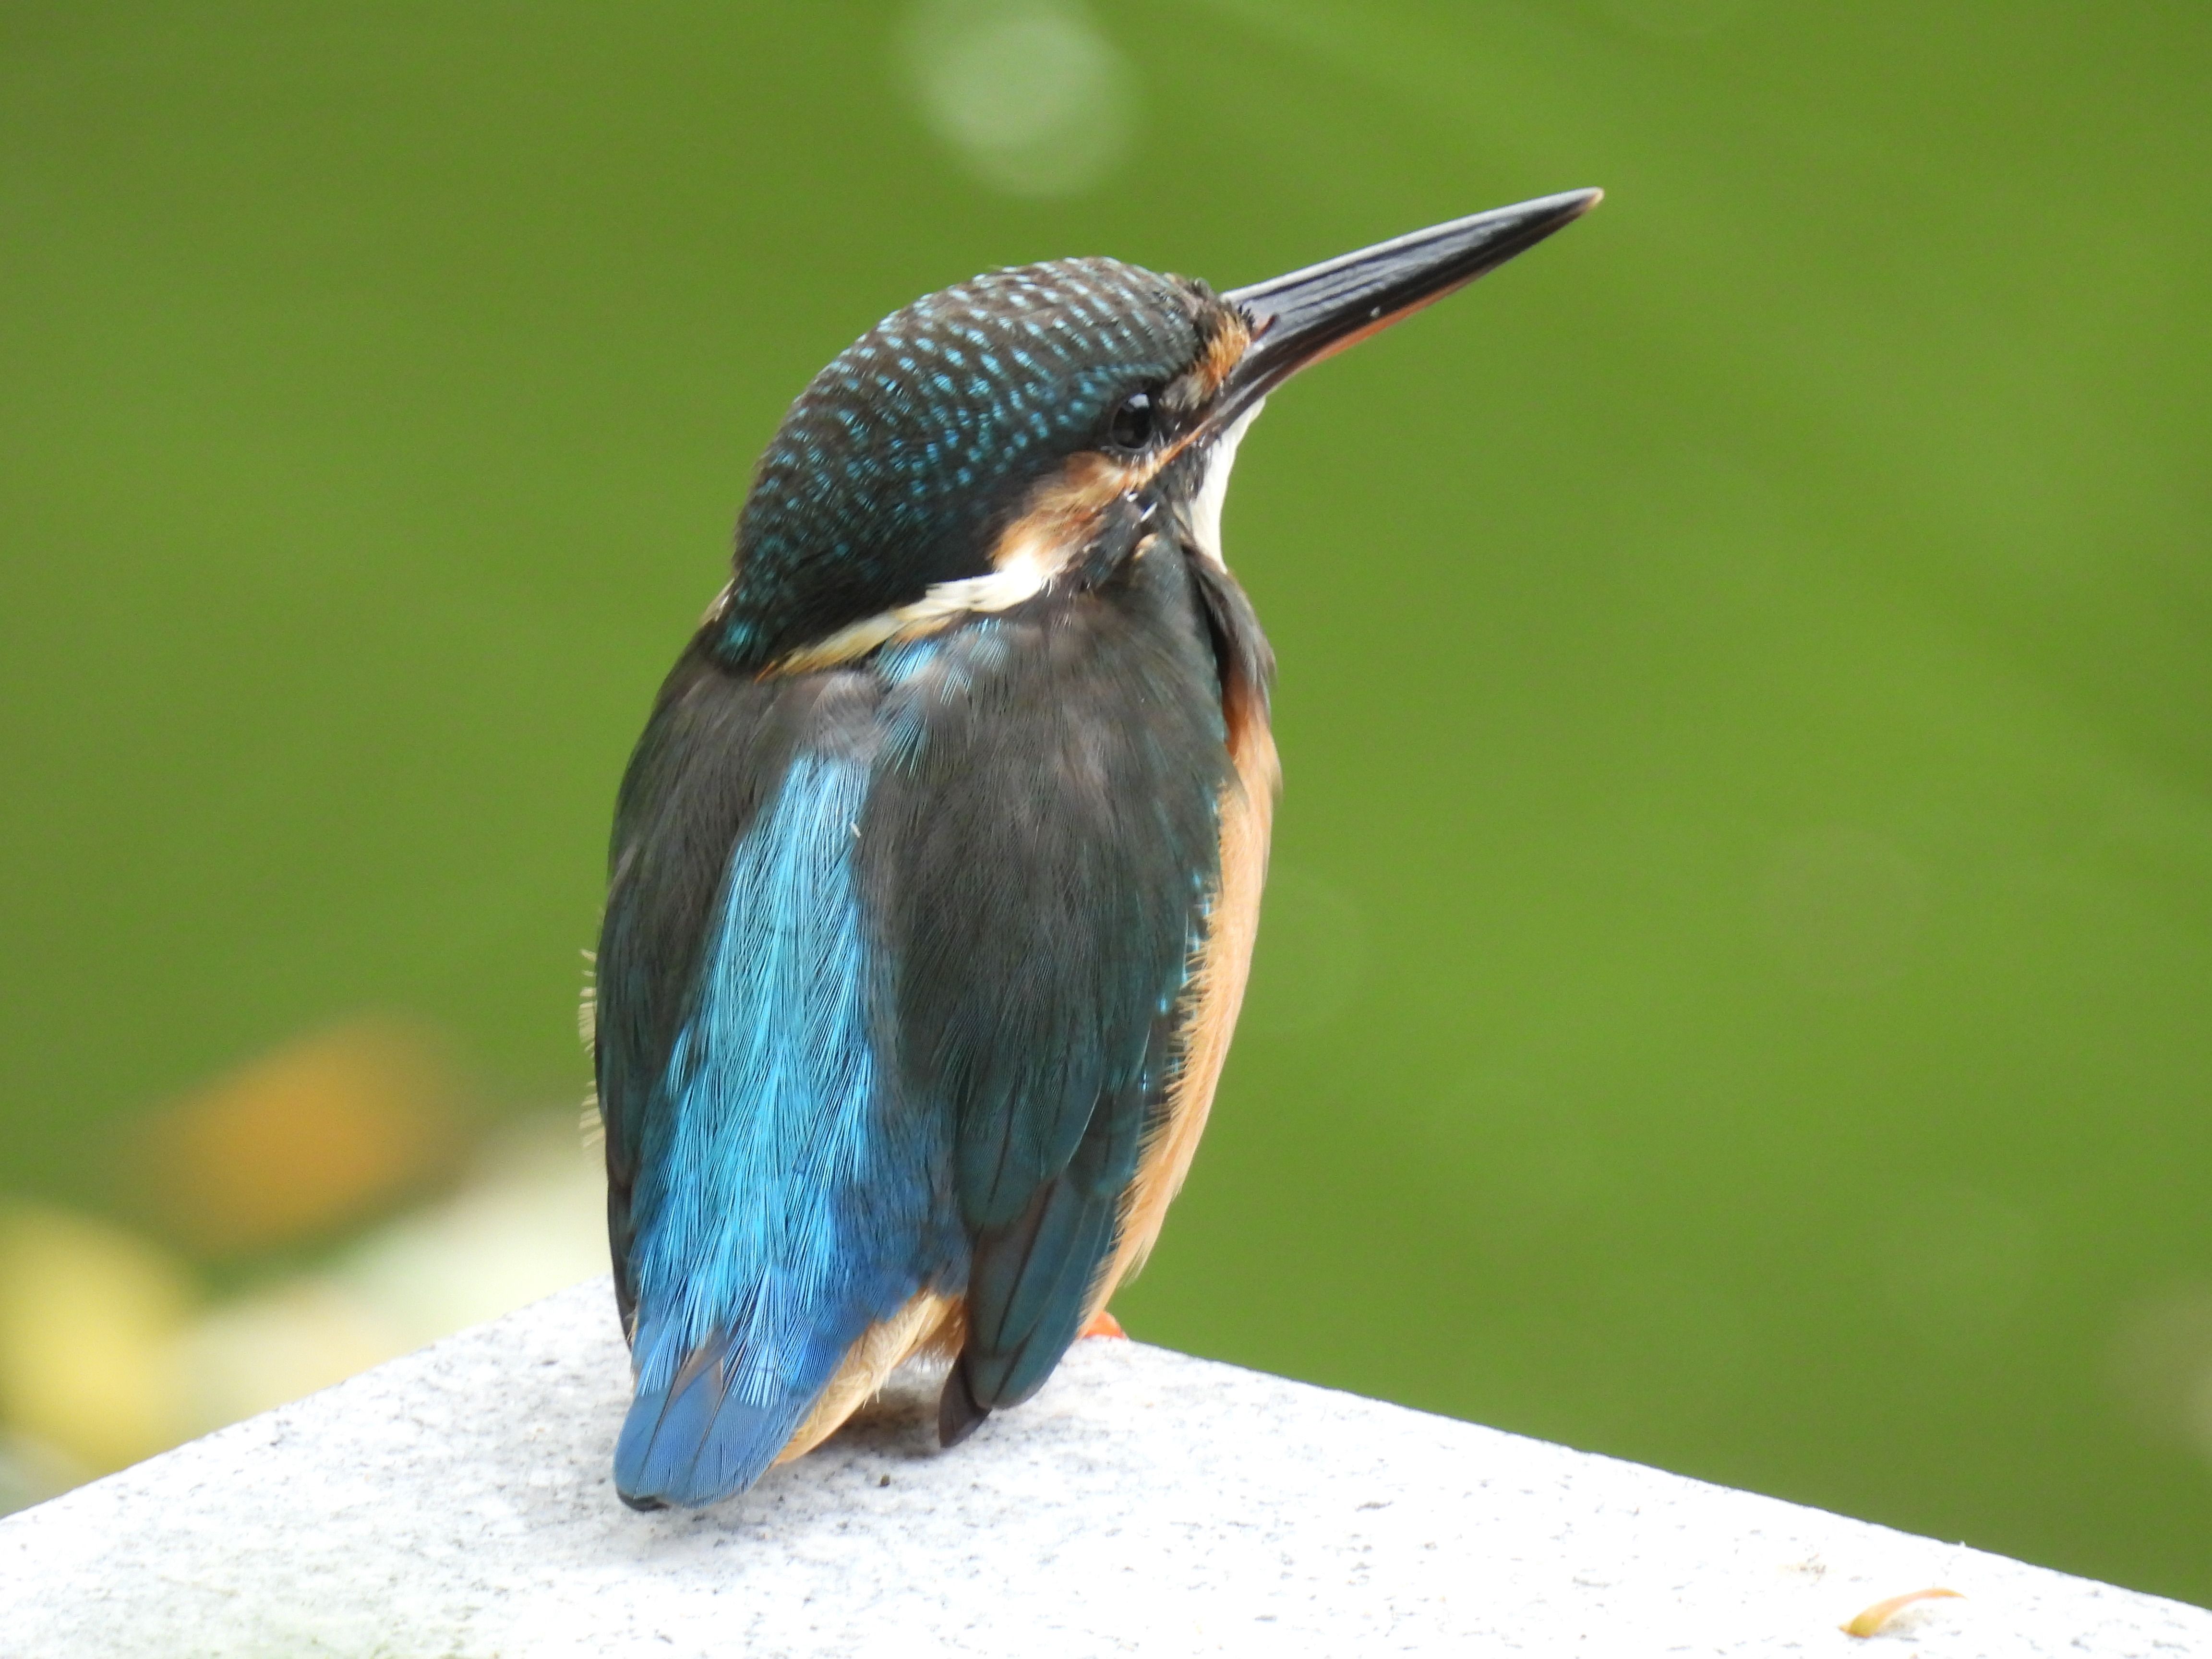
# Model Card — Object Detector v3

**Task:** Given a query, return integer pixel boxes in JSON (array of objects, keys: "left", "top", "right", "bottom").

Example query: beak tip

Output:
[
  {"left": 1527, "top": 187, "right": 1604, "bottom": 232},
  {"left": 1215, "top": 187, "right": 1605, "bottom": 415}
]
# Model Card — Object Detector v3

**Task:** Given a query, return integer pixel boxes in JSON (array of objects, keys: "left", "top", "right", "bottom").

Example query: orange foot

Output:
[{"left": 1078, "top": 1309, "right": 1127, "bottom": 1340}]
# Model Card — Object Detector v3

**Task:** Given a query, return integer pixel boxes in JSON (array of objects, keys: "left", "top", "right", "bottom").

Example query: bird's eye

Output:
[{"left": 1106, "top": 390, "right": 1155, "bottom": 451}]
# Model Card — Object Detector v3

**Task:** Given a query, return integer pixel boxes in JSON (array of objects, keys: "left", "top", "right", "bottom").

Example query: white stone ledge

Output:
[{"left": 1, "top": 1277, "right": 2204, "bottom": 1657}]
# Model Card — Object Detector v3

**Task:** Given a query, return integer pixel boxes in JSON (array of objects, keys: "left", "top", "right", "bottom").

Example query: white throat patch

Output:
[{"left": 1187, "top": 400, "right": 1264, "bottom": 569}]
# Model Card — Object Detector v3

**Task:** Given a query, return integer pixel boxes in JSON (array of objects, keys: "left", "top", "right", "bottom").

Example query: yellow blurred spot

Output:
[
  {"left": 178, "top": 1113, "right": 607, "bottom": 1437},
  {"left": 0, "top": 1206, "right": 195, "bottom": 1472},
  {"left": 135, "top": 1019, "right": 464, "bottom": 1253},
  {"left": 1840, "top": 1587, "right": 1962, "bottom": 1638},
  {"left": 177, "top": 1281, "right": 403, "bottom": 1436}
]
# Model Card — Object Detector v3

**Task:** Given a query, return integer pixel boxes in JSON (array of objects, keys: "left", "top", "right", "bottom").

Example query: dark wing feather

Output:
[{"left": 951, "top": 1001, "right": 1175, "bottom": 1417}]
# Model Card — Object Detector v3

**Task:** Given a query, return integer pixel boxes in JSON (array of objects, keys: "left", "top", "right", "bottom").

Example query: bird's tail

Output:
[{"left": 613, "top": 1317, "right": 847, "bottom": 1510}]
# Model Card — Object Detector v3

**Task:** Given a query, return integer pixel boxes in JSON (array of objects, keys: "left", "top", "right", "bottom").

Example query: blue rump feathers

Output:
[{"left": 616, "top": 744, "right": 939, "bottom": 1507}]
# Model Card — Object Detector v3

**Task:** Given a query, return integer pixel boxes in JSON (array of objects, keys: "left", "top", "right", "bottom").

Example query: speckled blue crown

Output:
[{"left": 714, "top": 258, "right": 1207, "bottom": 669}]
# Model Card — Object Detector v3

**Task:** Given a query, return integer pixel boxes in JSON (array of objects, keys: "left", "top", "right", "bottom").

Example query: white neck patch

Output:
[{"left": 1186, "top": 400, "right": 1264, "bottom": 569}]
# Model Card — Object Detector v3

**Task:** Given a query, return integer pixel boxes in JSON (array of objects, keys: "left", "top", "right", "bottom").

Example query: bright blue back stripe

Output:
[{"left": 620, "top": 745, "right": 920, "bottom": 1500}]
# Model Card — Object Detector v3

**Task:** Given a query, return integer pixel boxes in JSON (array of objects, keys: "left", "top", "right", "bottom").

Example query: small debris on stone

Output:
[{"left": 1841, "top": 1587, "right": 1962, "bottom": 1638}]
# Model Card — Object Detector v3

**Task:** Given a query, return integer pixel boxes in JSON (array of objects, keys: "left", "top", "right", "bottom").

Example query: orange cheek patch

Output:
[{"left": 987, "top": 452, "right": 1145, "bottom": 574}]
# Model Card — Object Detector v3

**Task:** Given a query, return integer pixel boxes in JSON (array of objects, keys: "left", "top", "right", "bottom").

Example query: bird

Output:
[{"left": 590, "top": 188, "right": 1600, "bottom": 1510}]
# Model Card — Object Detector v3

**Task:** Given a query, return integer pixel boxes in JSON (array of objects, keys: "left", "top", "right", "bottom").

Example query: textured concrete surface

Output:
[{"left": 1, "top": 1277, "right": 2205, "bottom": 1657}]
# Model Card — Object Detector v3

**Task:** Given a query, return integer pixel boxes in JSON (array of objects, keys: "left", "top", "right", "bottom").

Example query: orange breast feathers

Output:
[{"left": 1093, "top": 671, "right": 1279, "bottom": 1309}]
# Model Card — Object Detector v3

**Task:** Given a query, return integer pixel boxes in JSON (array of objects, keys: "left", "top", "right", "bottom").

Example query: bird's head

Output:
[{"left": 708, "top": 189, "right": 1600, "bottom": 675}]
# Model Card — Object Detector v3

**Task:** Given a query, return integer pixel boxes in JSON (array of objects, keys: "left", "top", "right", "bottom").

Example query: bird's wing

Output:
[{"left": 861, "top": 560, "right": 1238, "bottom": 1422}]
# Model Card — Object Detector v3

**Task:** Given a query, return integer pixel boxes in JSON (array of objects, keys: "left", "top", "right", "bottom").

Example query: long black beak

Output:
[{"left": 1215, "top": 188, "right": 1601, "bottom": 424}]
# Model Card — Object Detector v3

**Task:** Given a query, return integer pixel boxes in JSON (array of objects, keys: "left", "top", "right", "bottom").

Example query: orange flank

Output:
[
  {"left": 1094, "top": 671, "right": 1278, "bottom": 1308},
  {"left": 1078, "top": 1309, "right": 1127, "bottom": 1340}
]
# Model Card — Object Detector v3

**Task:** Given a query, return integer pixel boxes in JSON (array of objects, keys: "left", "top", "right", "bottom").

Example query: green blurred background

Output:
[{"left": 3, "top": 0, "right": 2209, "bottom": 1606}]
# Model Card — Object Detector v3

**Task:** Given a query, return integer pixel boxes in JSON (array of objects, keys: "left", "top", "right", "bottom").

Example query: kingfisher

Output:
[{"left": 592, "top": 189, "right": 1599, "bottom": 1509}]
